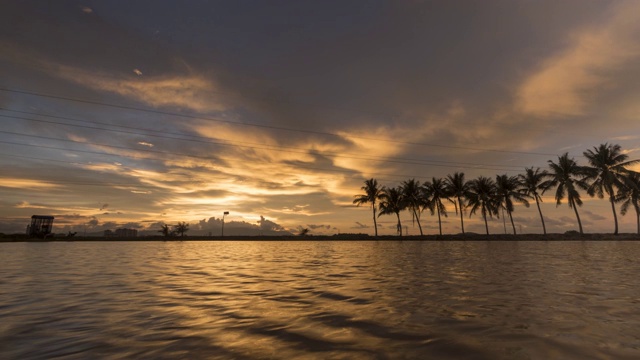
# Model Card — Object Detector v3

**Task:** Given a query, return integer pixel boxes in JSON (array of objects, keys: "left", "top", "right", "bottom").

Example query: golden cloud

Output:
[
  {"left": 56, "top": 67, "right": 226, "bottom": 113},
  {"left": 517, "top": 2, "right": 640, "bottom": 117},
  {"left": 0, "top": 178, "right": 60, "bottom": 189}
]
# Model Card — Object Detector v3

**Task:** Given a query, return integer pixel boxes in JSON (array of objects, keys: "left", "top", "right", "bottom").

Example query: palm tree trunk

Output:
[
  {"left": 413, "top": 208, "right": 424, "bottom": 236},
  {"left": 609, "top": 195, "right": 619, "bottom": 235},
  {"left": 458, "top": 197, "right": 465, "bottom": 234},
  {"left": 508, "top": 210, "right": 516, "bottom": 235},
  {"left": 482, "top": 206, "right": 490, "bottom": 235},
  {"left": 535, "top": 195, "right": 547, "bottom": 235},
  {"left": 372, "top": 205, "right": 378, "bottom": 237},
  {"left": 437, "top": 205, "right": 442, "bottom": 236},
  {"left": 570, "top": 198, "right": 584, "bottom": 234},
  {"left": 396, "top": 212, "right": 402, "bottom": 237},
  {"left": 501, "top": 208, "right": 507, "bottom": 234}
]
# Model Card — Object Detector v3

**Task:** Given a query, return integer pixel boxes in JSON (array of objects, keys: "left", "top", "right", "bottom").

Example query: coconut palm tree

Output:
[
  {"left": 445, "top": 172, "right": 469, "bottom": 234},
  {"left": 174, "top": 221, "right": 189, "bottom": 237},
  {"left": 518, "top": 167, "right": 553, "bottom": 234},
  {"left": 548, "top": 153, "right": 589, "bottom": 234},
  {"left": 353, "top": 178, "right": 383, "bottom": 237},
  {"left": 401, "top": 179, "right": 425, "bottom": 236},
  {"left": 159, "top": 223, "right": 171, "bottom": 237},
  {"left": 467, "top": 176, "right": 499, "bottom": 235},
  {"left": 617, "top": 171, "right": 640, "bottom": 234},
  {"left": 423, "top": 177, "right": 451, "bottom": 236},
  {"left": 496, "top": 174, "right": 530, "bottom": 235},
  {"left": 378, "top": 186, "right": 406, "bottom": 236},
  {"left": 582, "top": 143, "right": 640, "bottom": 235}
]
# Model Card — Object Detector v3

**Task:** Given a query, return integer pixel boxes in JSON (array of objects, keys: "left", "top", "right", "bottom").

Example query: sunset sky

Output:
[{"left": 1, "top": 0, "right": 639, "bottom": 236}]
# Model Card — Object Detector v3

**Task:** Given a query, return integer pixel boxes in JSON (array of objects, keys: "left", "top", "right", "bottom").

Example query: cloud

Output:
[
  {"left": 307, "top": 224, "right": 331, "bottom": 230},
  {"left": 583, "top": 209, "right": 607, "bottom": 221},
  {"left": 517, "top": 1, "right": 640, "bottom": 117},
  {"left": 1, "top": 178, "right": 59, "bottom": 189},
  {"left": 56, "top": 67, "right": 226, "bottom": 113}
]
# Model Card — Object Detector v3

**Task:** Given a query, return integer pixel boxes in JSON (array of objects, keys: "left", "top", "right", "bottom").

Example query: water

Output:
[{"left": 1, "top": 241, "right": 639, "bottom": 359}]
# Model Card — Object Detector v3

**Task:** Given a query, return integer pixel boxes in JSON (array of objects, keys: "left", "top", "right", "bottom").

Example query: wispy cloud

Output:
[
  {"left": 1, "top": 178, "right": 60, "bottom": 189},
  {"left": 57, "top": 67, "right": 226, "bottom": 113},
  {"left": 517, "top": 2, "right": 640, "bottom": 117}
]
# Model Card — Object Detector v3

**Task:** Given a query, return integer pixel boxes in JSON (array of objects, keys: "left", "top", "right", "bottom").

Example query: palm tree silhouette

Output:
[
  {"left": 548, "top": 153, "right": 589, "bottom": 234},
  {"left": 174, "top": 221, "right": 189, "bottom": 237},
  {"left": 378, "top": 186, "right": 406, "bottom": 236},
  {"left": 353, "top": 178, "right": 383, "bottom": 237},
  {"left": 423, "top": 177, "right": 451, "bottom": 236},
  {"left": 467, "top": 176, "right": 499, "bottom": 235},
  {"left": 445, "top": 172, "right": 469, "bottom": 234},
  {"left": 159, "top": 224, "right": 171, "bottom": 237},
  {"left": 518, "top": 167, "right": 553, "bottom": 234},
  {"left": 496, "top": 174, "right": 530, "bottom": 235},
  {"left": 401, "top": 179, "right": 425, "bottom": 236},
  {"left": 617, "top": 171, "right": 640, "bottom": 234},
  {"left": 582, "top": 143, "right": 640, "bottom": 235}
]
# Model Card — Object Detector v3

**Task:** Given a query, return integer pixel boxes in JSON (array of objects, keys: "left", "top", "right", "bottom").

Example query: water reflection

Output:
[{"left": 1, "top": 241, "right": 639, "bottom": 359}]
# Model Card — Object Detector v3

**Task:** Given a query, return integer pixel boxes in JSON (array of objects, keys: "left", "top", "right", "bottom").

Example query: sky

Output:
[{"left": 1, "top": 0, "right": 639, "bottom": 236}]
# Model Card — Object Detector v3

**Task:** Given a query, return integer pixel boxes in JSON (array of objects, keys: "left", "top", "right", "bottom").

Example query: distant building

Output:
[
  {"left": 104, "top": 230, "right": 114, "bottom": 237},
  {"left": 27, "top": 215, "right": 54, "bottom": 237},
  {"left": 115, "top": 228, "right": 138, "bottom": 237}
]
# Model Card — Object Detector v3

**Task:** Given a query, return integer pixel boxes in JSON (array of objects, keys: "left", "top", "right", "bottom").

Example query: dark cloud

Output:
[
  {"left": 352, "top": 222, "right": 370, "bottom": 229},
  {"left": 307, "top": 224, "right": 331, "bottom": 230}
]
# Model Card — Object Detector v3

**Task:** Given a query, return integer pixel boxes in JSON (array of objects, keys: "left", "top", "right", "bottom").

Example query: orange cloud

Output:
[{"left": 517, "top": 2, "right": 640, "bottom": 117}]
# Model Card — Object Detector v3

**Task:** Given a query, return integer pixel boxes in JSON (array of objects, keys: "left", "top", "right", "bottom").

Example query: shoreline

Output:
[{"left": 2, "top": 233, "right": 640, "bottom": 242}]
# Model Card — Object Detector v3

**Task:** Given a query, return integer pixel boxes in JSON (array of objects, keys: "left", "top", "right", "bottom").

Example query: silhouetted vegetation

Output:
[
  {"left": 354, "top": 143, "right": 640, "bottom": 236},
  {"left": 159, "top": 224, "right": 171, "bottom": 237},
  {"left": 174, "top": 222, "right": 189, "bottom": 237},
  {"left": 582, "top": 143, "right": 640, "bottom": 235},
  {"left": 353, "top": 178, "right": 383, "bottom": 237}
]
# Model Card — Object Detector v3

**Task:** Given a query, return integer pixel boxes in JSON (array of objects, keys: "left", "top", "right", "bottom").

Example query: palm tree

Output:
[
  {"left": 548, "top": 153, "right": 589, "bottom": 234},
  {"left": 401, "top": 179, "right": 425, "bottom": 236},
  {"left": 174, "top": 221, "right": 189, "bottom": 237},
  {"left": 617, "top": 171, "right": 640, "bottom": 234},
  {"left": 378, "top": 186, "right": 406, "bottom": 236},
  {"left": 445, "top": 172, "right": 469, "bottom": 234},
  {"left": 496, "top": 174, "right": 530, "bottom": 235},
  {"left": 582, "top": 143, "right": 640, "bottom": 235},
  {"left": 518, "top": 167, "right": 553, "bottom": 234},
  {"left": 467, "top": 176, "right": 499, "bottom": 235},
  {"left": 353, "top": 178, "right": 383, "bottom": 237},
  {"left": 423, "top": 177, "right": 451, "bottom": 235},
  {"left": 158, "top": 223, "right": 171, "bottom": 237}
]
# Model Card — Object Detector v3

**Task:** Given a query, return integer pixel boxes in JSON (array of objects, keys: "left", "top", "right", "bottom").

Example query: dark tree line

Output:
[{"left": 354, "top": 143, "right": 640, "bottom": 236}]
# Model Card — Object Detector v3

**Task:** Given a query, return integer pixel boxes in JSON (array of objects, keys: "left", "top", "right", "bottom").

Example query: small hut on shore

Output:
[{"left": 27, "top": 215, "right": 54, "bottom": 237}]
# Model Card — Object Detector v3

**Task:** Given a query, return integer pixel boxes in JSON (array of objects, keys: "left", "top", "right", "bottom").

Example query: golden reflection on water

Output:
[{"left": 1, "top": 241, "right": 640, "bottom": 359}]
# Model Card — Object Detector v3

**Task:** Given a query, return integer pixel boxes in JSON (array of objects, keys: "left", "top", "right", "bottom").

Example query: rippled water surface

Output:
[{"left": 1, "top": 241, "right": 640, "bottom": 359}]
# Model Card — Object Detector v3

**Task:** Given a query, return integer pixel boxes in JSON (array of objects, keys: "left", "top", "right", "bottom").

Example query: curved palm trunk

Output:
[
  {"left": 609, "top": 195, "right": 619, "bottom": 235},
  {"left": 372, "top": 205, "right": 378, "bottom": 237},
  {"left": 535, "top": 195, "right": 547, "bottom": 235},
  {"left": 482, "top": 205, "right": 490, "bottom": 235},
  {"left": 457, "top": 197, "right": 465, "bottom": 234},
  {"left": 413, "top": 208, "right": 424, "bottom": 236},
  {"left": 437, "top": 206, "right": 442, "bottom": 236},
  {"left": 395, "top": 212, "right": 403, "bottom": 237},
  {"left": 508, "top": 210, "right": 516, "bottom": 235},
  {"left": 570, "top": 198, "right": 584, "bottom": 234}
]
